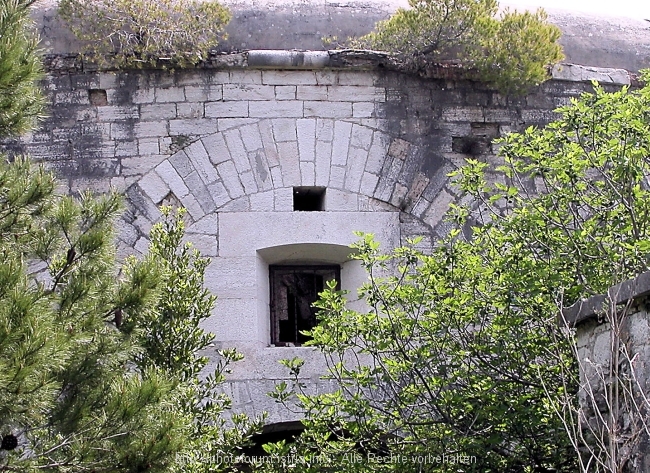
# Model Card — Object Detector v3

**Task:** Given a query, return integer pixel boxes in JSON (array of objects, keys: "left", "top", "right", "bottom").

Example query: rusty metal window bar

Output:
[{"left": 269, "top": 265, "right": 340, "bottom": 346}]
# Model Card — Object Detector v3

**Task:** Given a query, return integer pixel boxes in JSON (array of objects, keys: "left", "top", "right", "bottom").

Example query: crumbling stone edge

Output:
[
  {"left": 562, "top": 271, "right": 650, "bottom": 327},
  {"left": 43, "top": 50, "right": 637, "bottom": 87}
]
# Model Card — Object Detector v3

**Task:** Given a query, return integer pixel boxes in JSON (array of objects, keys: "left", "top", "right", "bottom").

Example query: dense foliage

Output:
[
  {"left": 58, "top": 0, "right": 231, "bottom": 68},
  {"left": 0, "top": 177, "right": 259, "bottom": 471},
  {"left": 0, "top": 7, "right": 255, "bottom": 465},
  {"left": 267, "top": 76, "right": 650, "bottom": 472},
  {"left": 0, "top": 0, "right": 44, "bottom": 136},
  {"left": 353, "top": 0, "right": 564, "bottom": 94}
]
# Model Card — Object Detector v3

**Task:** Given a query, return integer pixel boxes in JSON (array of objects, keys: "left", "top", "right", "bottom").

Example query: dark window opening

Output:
[
  {"left": 88, "top": 89, "right": 108, "bottom": 106},
  {"left": 269, "top": 265, "right": 340, "bottom": 346},
  {"left": 293, "top": 186, "right": 326, "bottom": 211}
]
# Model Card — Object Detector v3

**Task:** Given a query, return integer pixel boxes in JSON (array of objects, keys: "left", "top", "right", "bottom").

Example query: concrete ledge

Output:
[
  {"left": 552, "top": 63, "right": 632, "bottom": 86},
  {"left": 43, "top": 50, "right": 637, "bottom": 88},
  {"left": 563, "top": 271, "right": 650, "bottom": 327}
]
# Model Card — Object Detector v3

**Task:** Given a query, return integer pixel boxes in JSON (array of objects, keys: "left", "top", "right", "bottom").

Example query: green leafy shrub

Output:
[
  {"left": 58, "top": 0, "right": 231, "bottom": 68},
  {"left": 353, "top": 0, "right": 564, "bottom": 94}
]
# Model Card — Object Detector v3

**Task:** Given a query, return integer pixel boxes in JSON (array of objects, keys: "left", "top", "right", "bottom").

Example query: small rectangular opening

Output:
[
  {"left": 293, "top": 186, "right": 325, "bottom": 211},
  {"left": 88, "top": 89, "right": 108, "bottom": 106}
]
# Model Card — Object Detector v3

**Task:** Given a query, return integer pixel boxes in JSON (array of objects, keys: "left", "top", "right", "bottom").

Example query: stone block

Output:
[
  {"left": 97, "top": 106, "right": 139, "bottom": 121},
  {"left": 201, "top": 133, "right": 230, "bottom": 165},
  {"left": 184, "top": 233, "right": 218, "bottom": 257},
  {"left": 132, "top": 88, "right": 155, "bottom": 104},
  {"left": 345, "top": 146, "right": 368, "bottom": 193},
  {"left": 209, "top": 298, "right": 259, "bottom": 339},
  {"left": 219, "top": 196, "right": 250, "bottom": 212},
  {"left": 262, "top": 70, "right": 317, "bottom": 85},
  {"left": 276, "top": 141, "right": 301, "bottom": 187},
  {"left": 337, "top": 71, "right": 376, "bottom": 86},
  {"left": 121, "top": 154, "right": 167, "bottom": 177},
  {"left": 208, "top": 181, "right": 232, "bottom": 208},
  {"left": 134, "top": 121, "right": 169, "bottom": 138},
  {"left": 271, "top": 118, "right": 297, "bottom": 142},
  {"left": 300, "top": 161, "right": 315, "bottom": 186},
  {"left": 270, "top": 165, "right": 284, "bottom": 188},
  {"left": 184, "top": 170, "right": 217, "bottom": 213},
  {"left": 134, "top": 237, "right": 151, "bottom": 256},
  {"left": 274, "top": 187, "right": 293, "bottom": 211},
  {"left": 155, "top": 87, "right": 186, "bottom": 103},
  {"left": 185, "top": 140, "right": 219, "bottom": 184},
  {"left": 331, "top": 121, "right": 352, "bottom": 166},
  {"left": 239, "top": 170, "right": 258, "bottom": 194},
  {"left": 296, "top": 86, "right": 328, "bottom": 101},
  {"left": 168, "top": 149, "right": 195, "bottom": 178},
  {"left": 229, "top": 70, "right": 262, "bottom": 84},
  {"left": 329, "top": 165, "right": 346, "bottom": 189},
  {"left": 99, "top": 72, "right": 119, "bottom": 89},
  {"left": 176, "top": 103, "right": 203, "bottom": 119},
  {"left": 411, "top": 196, "right": 431, "bottom": 219},
  {"left": 442, "top": 107, "right": 484, "bottom": 122},
  {"left": 328, "top": 86, "right": 385, "bottom": 102},
  {"left": 316, "top": 119, "right": 334, "bottom": 142},
  {"left": 138, "top": 138, "right": 160, "bottom": 156},
  {"left": 184, "top": 85, "right": 210, "bottom": 102},
  {"left": 217, "top": 160, "right": 245, "bottom": 199},
  {"left": 304, "top": 101, "right": 352, "bottom": 119},
  {"left": 390, "top": 182, "right": 409, "bottom": 207},
  {"left": 55, "top": 90, "right": 89, "bottom": 105},
  {"left": 249, "top": 101, "right": 303, "bottom": 118},
  {"left": 314, "top": 70, "right": 337, "bottom": 85},
  {"left": 275, "top": 86, "right": 296, "bottom": 100},
  {"left": 224, "top": 128, "right": 251, "bottom": 173},
  {"left": 110, "top": 122, "right": 134, "bottom": 140},
  {"left": 366, "top": 132, "right": 390, "bottom": 174},
  {"left": 259, "top": 120, "right": 280, "bottom": 167},
  {"left": 350, "top": 124, "right": 373, "bottom": 151},
  {"left": 217, "top": 118, "right": 259, "bottom": 131},
  {"left": 138, "top": 170, "right": 170, "bottom": 204},
  {"left": 388, "top": 138, "right": 410, "bottom": 160},
  {"left": 179, "top": 192, "right": 206, "bottom": 221},
  {"left": 326, "top": 188, "right": 358, "bottom": 211},
  {"left": 522, "top": 109, "right": 560, "bottom": 124},
  {"left": 249, "top": 149, "right": 273, "bottom": 191},
  {"left": 249, "top": 190, "right": 274, "bottom": 211},
  {"left": 223, "top": 84, "right": 275, "bottom": 101},
  {"left": 360, "top": 172, "right": 380, "bottom": 197},
  {"left": 240, "top": 123, "right": 264, "bottom": 152},
  {"left": 205, "top": 101, "right": 249, "bottom": 118},
  {"left": 140, "top": 103, "right": 176, "bottom": 121},
  {"left": 115, "top": 140, "right": 138, "bottom": 157},
  {"left": 169, "top": 119, "right": 218, "bottom": 136},
  {"left": 315, "top": 141, "right": 332, "bottom": 187},
  {"left": 156, "top": 159, "right": 189, "bottom": 198},
  {"left": 188, "top": 212, "right": 219, "bottom": 236},
  {"left": 353, "top": 102, "right": 375, "bottom": 118},
  {"left": 297, "top": 119, "right": 316, "bottom": 162}
]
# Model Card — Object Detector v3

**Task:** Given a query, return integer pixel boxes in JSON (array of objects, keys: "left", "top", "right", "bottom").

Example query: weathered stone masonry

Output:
[
  {"left": 4, "top": 51, "right": 635, "bottom": 426},
  {"left": 564, "top": 272, "right": 650, "bottom": 472}
]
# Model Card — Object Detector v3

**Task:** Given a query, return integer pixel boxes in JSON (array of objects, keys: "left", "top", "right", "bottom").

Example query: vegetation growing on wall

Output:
[
  {"left": 266, "top": 75, "right": 650, "bottom": 472},
  {"left": 58, "top": 0, "right": 231, "bottom": 68},
  {"left": 352, "top": 0, "right": 564, "bottom": 94}
]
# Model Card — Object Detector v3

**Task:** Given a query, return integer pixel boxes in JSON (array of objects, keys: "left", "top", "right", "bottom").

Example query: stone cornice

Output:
[{"left": 42, "top": 50, "right": 639, "bottom": 87}]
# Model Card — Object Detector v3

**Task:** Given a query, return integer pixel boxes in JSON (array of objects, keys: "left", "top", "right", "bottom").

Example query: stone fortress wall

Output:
[{"left": 6, "top": 0, "right": 650, "bottom": 430}]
